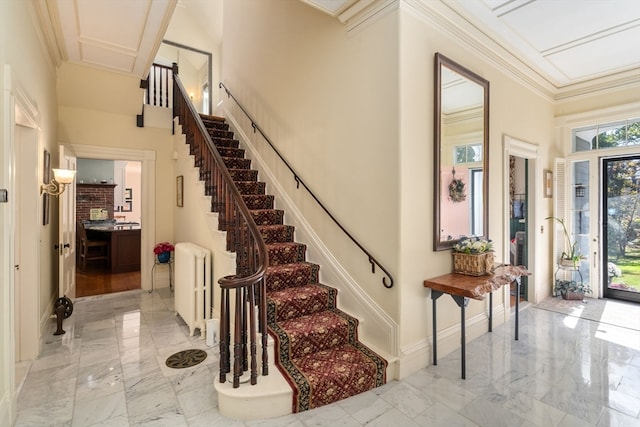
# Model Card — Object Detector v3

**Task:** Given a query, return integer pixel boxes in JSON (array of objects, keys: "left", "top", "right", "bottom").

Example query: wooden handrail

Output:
[
  {"left": 173, "top": 69, "right": 269, "bottom": 388},
  {"left": 219, "top": 82, "right": 394, "bottom": 289}
]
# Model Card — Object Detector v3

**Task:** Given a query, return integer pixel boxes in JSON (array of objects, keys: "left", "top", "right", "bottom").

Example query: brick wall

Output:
[{"left": 76, "top": 184, "right": 116, "bottom": 222}]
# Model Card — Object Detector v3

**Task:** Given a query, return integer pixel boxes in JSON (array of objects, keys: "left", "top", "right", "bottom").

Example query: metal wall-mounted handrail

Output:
[{"left": 219, "top": 82, "right": 394, "bottom": 289}]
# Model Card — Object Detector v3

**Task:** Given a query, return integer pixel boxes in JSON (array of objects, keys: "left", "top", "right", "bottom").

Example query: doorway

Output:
[
  {"left": 75, "top": 158, "right": 143, "bottom": 297},
  {"left": 509, "top": 156, "right": 528, "bottom": 303},
  {"left": 66, "top": 144, "right": 156, "bottom": 294},
  {"left": 603, "top": 155, "right": 640, "bottom": 303}
]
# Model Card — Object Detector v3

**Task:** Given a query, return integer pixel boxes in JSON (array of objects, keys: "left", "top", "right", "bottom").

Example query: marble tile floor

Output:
[{"left": 14, "top": 289, "right": 640, "bottom": 427}]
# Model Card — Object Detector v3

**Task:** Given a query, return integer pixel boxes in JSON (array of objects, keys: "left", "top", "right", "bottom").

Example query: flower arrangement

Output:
[
  {"left": 452, "top": 237, "right": 494, "bottom": 276},
  {"left": 153, "top": 241, "right": 175, "bottom": 255},
  {"left": 453, "top": 236, "right": 493, "bottom": 254}
]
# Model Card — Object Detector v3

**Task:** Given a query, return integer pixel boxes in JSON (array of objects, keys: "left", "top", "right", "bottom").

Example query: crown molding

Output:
[
  {"left": 31, "top": 0, "right": 66, "bottom": 68},
  {"left": 338, "top": 0, "right": 640, "bottom": 103}
]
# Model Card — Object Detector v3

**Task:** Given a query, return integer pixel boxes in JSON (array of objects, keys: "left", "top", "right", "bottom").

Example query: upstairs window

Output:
[{"left": 454, "top": 143, "right": 482, "bottom": 164}]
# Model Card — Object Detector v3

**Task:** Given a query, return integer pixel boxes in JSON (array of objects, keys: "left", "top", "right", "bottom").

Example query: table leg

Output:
[
  {"left": 489, "top": 292, "right": 493, "bottom": 332},
  {"left": 515, "top": 278, "right": 520, "bottom": 341},
  {"left": 431, "top": 290, "right": 443, "bottom": 365},
  {"left": 451, "top": 295, "right": 469, "bottom": 380}
]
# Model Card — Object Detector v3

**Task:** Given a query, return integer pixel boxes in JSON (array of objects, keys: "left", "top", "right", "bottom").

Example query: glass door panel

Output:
[
  {"left": 603, "top": 156, "right": 640, "bottom": 303},
  {"left": 572, "top": 161, "right": 591, "bottom": 288}
]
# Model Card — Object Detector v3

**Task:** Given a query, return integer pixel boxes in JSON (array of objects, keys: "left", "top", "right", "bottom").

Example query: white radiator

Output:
[{"left": 175, "top": 242, "right": 212, "bottom": 338}]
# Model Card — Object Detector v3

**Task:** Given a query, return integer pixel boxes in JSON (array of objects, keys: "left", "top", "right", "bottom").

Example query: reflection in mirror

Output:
[{"left": 434, "top": 53, "right": 489, "bottom": 251}]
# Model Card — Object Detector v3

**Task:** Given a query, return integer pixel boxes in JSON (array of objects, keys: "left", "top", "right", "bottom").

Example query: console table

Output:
[{"left": 423, "top": 264, "right": 530, "bottom": 379}]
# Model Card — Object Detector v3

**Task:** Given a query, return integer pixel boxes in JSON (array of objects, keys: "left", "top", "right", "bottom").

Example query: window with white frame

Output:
[{"left": 573, "top": 118, "right": 640, "bottom": 152}]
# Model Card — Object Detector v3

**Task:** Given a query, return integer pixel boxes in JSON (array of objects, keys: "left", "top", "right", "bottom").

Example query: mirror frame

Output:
[{"left": 433, "top": 52, "right": 490, "bottom": 251}]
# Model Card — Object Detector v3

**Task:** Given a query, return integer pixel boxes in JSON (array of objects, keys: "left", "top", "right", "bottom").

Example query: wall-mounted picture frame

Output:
[
  {"left": 177, "top": 175, "right": 184, "bottom": 207},
  {"left": 43, "top": 150, "right": 51, "bottom": 184},
  {"left": 121, "top": 200, "right": 132, "bottom": 212},
  {"left": 43, "top": 150, "right": 51, "bottom": 225},
  {"left": 125, "top": 188, "right": 132, "bottom": 200},
  {"left": 544, "top": 169, "right": 553, "bottom": 198}
]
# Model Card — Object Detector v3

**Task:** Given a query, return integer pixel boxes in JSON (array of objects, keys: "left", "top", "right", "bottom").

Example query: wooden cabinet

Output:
[{"left": 110, "top": 229, "right": 141, "bottom": 273}]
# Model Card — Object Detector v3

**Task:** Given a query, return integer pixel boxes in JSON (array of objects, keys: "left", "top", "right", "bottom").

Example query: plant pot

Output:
[
  {"left": 561, "top": 289, "right": 584, "bottom": 300},
  {"left": 452, "top": 252, "right": 494, "bottom": 276},
  {"left": 157, "top": 251, "right": 170, "bottom": 263},
  {"left": 560, "top": 258, "right": 578, "bottom": 268}
]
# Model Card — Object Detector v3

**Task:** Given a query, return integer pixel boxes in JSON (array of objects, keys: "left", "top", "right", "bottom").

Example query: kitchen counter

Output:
[{"left": 84, "top": 222, "right": 141, "bottom": 273}]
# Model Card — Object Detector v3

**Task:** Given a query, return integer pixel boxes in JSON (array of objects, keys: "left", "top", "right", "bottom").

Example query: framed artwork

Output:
[
  {"left": 177, "top": 175, "right": 184, "bottom": 207},
  {"left": 43, "top": 150, "right": 51, "bottom": 184},
  {"left": 121, "top": 200, "right": 132, "bottom": 212},
  {"left": 125, "top": 188, "right": 132, "bottom": 200},
  {"left": 544, "top": 169, "right": 553, "bottom": 198},
  {"left": 43, "top": 150, "right": 51, "bottom": 225}
]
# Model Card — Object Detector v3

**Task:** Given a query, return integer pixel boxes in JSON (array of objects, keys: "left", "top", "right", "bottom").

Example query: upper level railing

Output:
[
  {"left": 219, "top": 82, "right": 394, "bottom": 289},
  {"left": 173, "top": 71, "right": 270, "bottom": 388},
  {"left": 142, "top": 63, "right": 173, "bottom": 108}
]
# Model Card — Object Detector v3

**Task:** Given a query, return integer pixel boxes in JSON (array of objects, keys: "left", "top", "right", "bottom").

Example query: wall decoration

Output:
[
  {"left": 177, "top": 175, "right": 184, "bottom": 207},
  {"left": 544, "top": 169, "right": 553, "bottom": 198},
  {"left": 43, "top": 150, "right": 51, "bottom": 225},
  {"left": 121, "top": 200, "right": 132, "bottom": 212},
  {"left": 125, "top": 188, "right": 132, "bottom": 200}
]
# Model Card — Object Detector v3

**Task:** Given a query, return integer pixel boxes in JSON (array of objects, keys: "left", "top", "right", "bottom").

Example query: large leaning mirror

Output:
[{"left": 434, "top": 53, "right": 490, "bottom": 251}]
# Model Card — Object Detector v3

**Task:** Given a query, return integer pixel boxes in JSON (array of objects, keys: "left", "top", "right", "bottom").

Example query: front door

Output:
[{"left": 603, "top": 155, "right": 640, "bottom": 303}]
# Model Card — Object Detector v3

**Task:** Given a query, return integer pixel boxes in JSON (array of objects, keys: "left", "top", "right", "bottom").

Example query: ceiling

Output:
[
  {"left": 35, "top": 0, "right": 639, "bottom": 94},
  {"left": 445, "top": 0, "right": 640, "bottom": 88}
]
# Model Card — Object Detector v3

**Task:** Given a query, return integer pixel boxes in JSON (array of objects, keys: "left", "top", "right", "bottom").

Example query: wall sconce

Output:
[{"left": 41, "top": 169, "right": 76, "bottom": 196}]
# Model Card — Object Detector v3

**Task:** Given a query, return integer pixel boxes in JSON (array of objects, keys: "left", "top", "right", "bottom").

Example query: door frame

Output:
[
  {"left": 66, "top": 144, "right": 156, "bottom": 291},
  {"left": 503, "top": 135, "right": 540, "bottom": 309}
]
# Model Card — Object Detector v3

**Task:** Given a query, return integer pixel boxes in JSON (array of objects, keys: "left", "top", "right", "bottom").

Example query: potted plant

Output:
[
  {"left": 545, "top": 216, "right": 583, "bottom": 268},
  {"left": 154, "top": 241, "right": 175, "bottom": 263},
  {"left": 554, "top": 278, "right": 591, "bottom": 300},
  {"left": 452, "top": 236, "right": 494, "bottom": 276}
]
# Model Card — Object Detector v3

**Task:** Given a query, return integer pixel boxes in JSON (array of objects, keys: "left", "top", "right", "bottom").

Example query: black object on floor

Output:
[{"left": 165, "top": 349, "right": 207, "bottom": 369}]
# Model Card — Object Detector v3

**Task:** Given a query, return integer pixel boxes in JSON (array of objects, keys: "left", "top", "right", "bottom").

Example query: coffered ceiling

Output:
[
  {"left": 33, "top": 0, "right": 177, "bottom": 78},
  {"left": 445, "top": 0, "right": 640, "bottom": 88},
  {"left": 34, "top": 0, "right": 640, "bottom": 96}
]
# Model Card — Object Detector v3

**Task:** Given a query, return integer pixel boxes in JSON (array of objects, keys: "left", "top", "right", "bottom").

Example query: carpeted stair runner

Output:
[{"left": 196, "top": 114, "right": 387, "bottom": 412}]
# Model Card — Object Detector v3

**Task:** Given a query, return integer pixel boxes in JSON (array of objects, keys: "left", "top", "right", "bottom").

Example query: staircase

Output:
[{"left": 192, "top": 114, "right": 388, "bottom": 415}]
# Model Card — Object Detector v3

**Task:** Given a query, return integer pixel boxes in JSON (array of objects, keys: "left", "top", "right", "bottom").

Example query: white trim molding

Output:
[{"left": 66, "top": 144, "right": 156, "bottom": 291}]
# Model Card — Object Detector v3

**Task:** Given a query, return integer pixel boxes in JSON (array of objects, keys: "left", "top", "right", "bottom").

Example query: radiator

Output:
[{"left": 175, "top": 242, "right": 212, "bottom": 338}]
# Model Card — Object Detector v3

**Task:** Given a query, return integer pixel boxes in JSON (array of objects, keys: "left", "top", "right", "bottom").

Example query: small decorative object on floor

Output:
[
  {"left": 452, "top": 236, "right": 494, "bottom": 276},
  {"left": 165, "top": 349, "right": 207, "bottom": 369},
  {"left": 154, "top": 241, "right": 174, "bottom": 263}
]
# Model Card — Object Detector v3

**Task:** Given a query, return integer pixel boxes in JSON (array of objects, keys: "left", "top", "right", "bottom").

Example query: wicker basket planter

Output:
[
  {"left": 561, "top": 290, "right": 584, "bottom": 300},
  {"left": 452, "top": 252, "right": 494, "bottom": 276}
]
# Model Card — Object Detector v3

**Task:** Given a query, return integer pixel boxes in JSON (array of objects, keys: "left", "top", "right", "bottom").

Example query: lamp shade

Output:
[{"left": 52, "top": 169, "right": 76, "bottom": 184}]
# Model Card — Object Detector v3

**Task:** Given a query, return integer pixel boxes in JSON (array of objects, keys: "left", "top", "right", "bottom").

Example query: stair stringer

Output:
[
  {"left": 174, "top": 121, "right": 294, "bottom": 420},
  {"left": 224, "top": 108, "right": 399, "bottom": 378}
]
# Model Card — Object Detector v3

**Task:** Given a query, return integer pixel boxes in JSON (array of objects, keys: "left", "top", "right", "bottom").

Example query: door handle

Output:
[{"left": 63, "top": 243, "right": 70, "bottom": 248}]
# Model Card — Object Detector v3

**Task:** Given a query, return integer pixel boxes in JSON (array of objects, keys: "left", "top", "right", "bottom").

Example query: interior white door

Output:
[{"left": 58, "top": 145, "right": 77, "bottom": 299}]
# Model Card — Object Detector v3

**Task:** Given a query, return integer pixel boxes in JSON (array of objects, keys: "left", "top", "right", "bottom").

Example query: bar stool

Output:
[{"left": 77, "top": 222, "right": 109, "bottom": 270}]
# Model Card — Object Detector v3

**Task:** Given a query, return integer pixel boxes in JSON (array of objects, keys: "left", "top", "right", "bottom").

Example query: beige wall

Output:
[
  {"left": 1, "top": 0, "right": 60, "bottom": 424},
  {"left": 220, "top": 0, "right": 562, "bottom": 375},
  {"left": 223, "top": 0, "right": 401, "bottom": 323},
  {"left": 398, "top": 8, "right": 557, "bottom": 368}
]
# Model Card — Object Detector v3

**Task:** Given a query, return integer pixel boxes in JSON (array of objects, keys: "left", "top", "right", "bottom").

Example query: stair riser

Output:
[
  {"left": 242, "top": 195, "right": 274, "bottom": 210},
  {"left": 258, "top": 225, "right": 294, "bottom": 244},
  {"left": 267, "top": 243, "right": 306, "bottom": 265},
  {"left": 265, "top": 263, "right": 319, "bottom": 291},
  {"left": 268, "top": 284, "right": 335, "bottom": 322}
]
